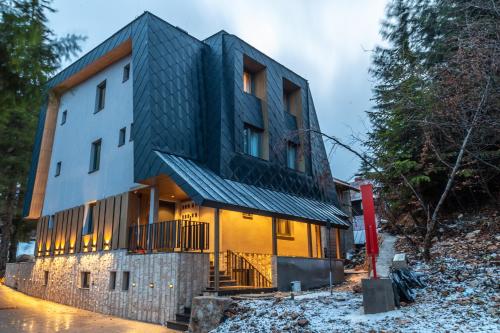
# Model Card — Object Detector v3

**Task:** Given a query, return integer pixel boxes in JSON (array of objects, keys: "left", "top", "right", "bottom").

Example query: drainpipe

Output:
[{"left": 214, "top": 208, "right": 220, "bottom": 294}]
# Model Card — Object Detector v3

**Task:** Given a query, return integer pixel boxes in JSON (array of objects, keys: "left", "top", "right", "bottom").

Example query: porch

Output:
[{"left": 127, "top": 152, "right": 349, "bottom": 293}]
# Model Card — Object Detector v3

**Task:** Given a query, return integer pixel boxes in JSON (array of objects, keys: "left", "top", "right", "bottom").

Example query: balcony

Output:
[{"left": 128, "top": 219, "right": 209, "bottom": 253}]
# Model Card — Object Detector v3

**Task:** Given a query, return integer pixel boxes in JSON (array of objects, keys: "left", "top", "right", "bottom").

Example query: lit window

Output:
[
  {"left": 83, "top": 203, "right": 96, "bottom": 235},
  {"left": 287, "top": 142, "right": 298, "bottom": 170},
  {"left": 81, "top": 271, "right": 90, "bottom": 289},
  {"left": 243, "top": 125, "right": 262, "bottom": 158},
  {"left": 123, "top": 64, "right": 130, "bottom": 82},
  {"left": 61, "top": 110, "right": 67, "bottom": 125},
  {"left": 118, "top": 127, "right": 126, "bottom": 147},
  {"left": 109, "top": 271, "right": 116, "bottom": 290},
  {"left": 95, "top": 80, "right": 106, "bottom": 112},
  {"left": 89, "top": 139, "right": 101, "bottom": 173},
  {"left": 277, "top": 220, "right": 292, "bottom": 237},
  {"left": 55, "top": 161, "right": 62, "bottom": 177},
  {"left": 243, "top": 71, "right": 253, "bottom": 94},
  {"left": 122, "top": 271, "right": 130, "bottom": 291}
]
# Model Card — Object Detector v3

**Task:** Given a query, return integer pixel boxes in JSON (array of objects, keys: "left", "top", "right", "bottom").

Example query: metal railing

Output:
[
  {"left": 128, "top": 220, "right": 209, "bottom": 253},
  {"left": 226, "top": 250, "right": 272, "bottom": 288}
]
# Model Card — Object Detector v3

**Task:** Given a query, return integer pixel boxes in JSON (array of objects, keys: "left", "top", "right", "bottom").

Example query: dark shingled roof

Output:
[{"left": 156, "top": 151, "right": 350, "bottom": 228}]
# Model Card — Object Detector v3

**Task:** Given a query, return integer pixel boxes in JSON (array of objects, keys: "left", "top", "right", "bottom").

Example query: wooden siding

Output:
[{"left": 34, "top": 193, "right": 130, "bottom": 257}]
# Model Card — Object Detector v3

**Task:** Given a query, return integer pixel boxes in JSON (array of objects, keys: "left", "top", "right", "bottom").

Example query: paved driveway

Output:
[{"left": 0, "top": 284, "right": 176, "bottom": 333}]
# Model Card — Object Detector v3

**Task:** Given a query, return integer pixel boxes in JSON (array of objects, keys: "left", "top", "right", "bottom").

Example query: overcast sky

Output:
[{"left": 49, "top": 0, "right": 388, "bottom": 181}]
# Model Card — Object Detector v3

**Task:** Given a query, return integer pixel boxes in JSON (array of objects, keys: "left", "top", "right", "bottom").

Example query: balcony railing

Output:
[{"left": 128, "top": 220, "right": 209, "bottom": 253}]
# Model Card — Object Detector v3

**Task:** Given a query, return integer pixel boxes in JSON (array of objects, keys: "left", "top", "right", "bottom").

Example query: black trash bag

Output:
[
  {"left": 390, "top": 267, "right": 425, "bottom": 305},
  {"left": 391, "top": 270, "right": 416, "bottom": 303},
  {"left": 396, "top": 268, "right": 426, "bottom": 289}
]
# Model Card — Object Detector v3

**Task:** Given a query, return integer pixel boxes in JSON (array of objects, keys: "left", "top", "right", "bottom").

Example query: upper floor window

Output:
[
  {"left": 243, "top": 125, "right": 262, "bottom": 158},
  {"left": 283, "top": 78, "right": 301, "bottom": 115},
  {"left": 287, "top": 142, "right": 298, "bottom": 170},
  {"left": 118, "top": 127, "right": 126, "bottom": 147},
  {"left": 89, "top": 139, "right": 101, "bottom": 173},
  {"left": 123, "top": 64, "right": 130, "bottom": 82},
  {"left": 83, "top": 202, "right": 96, "bottom": 235},
  {"left": 55, "top": 161, "right": 62, "bottom": 177},
  {"left": 243, "top": 71, "right": 253, "bottom": 94},
  {"left": 61, "top": 110, "right": 67, "bottom": 125},
  {"left": 95, "top": 80, "right": 106, "bottom": 112}
]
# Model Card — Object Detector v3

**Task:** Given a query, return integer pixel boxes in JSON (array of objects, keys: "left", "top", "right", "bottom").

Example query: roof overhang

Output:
[{"left": 154, "top": 151, "right": 350, "bottom": 229}]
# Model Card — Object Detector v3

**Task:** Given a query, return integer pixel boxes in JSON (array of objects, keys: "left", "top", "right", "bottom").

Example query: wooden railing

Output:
[
  {"left": 128, "top": 220, "right": 209, "bottom": 253},
  {"left": 226, "top": 250, "right": 272, "bottom": 288}
]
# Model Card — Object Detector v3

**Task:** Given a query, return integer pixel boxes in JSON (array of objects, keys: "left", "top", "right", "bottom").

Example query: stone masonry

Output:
[{"left": 4, "top": 250, "right": 209, "bottom": 325}]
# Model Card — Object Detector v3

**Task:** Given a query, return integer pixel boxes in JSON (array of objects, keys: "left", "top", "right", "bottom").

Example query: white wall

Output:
[{"left": 42, "top": 56, "right": 136, "bottom": 216}]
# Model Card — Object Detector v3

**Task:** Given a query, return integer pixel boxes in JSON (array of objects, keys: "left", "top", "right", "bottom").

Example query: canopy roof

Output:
[{"left": 155, "top": 151, "right": 350, "bottom": 228}]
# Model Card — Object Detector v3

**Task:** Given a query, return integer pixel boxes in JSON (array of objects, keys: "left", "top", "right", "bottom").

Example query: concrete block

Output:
[
  {"left": 362, "top": 278, "right": 395, "bottom": 314},
  {"left": 392, "top": 253, "right": 408, "bottom": 269}
]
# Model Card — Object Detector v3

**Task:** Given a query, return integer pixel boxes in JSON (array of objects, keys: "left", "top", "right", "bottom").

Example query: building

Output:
[{"left": 5, "top": 12, "right": 349, "bottom": 328}]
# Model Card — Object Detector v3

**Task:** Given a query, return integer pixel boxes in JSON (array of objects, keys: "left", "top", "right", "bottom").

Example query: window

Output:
[
  {"left": 287, "top": 142, "right": 298, "bottom": 170},
  {"left": 277, "top": 220, "right": 293, "bottom": 237},
  {"left": 283, "top": 92, "right": 291, "bottom": 113},
  {"left": 55, "top": 161, "right": 62, "bottom": 177},
  {"left": 89, "top": 139, "right": 101, "bottom": 173},
  {"left": 48, "top": 215, "right": 54, "bottom": 229},
  {"left": 81, "top": 271, "right": 90, "bottom": 289},
  {"left": 109, "top": 271, "right": 117, "bottom": 290},
  {"left": 129, "top": 123, "right": 134, "bottom": 141},
  {"left": 95, "top": 80, "right": 106, "bottom": 112},
  {"left": 43, "top": 271, "right": 49, "bottom": 286},
  {"left": 61, "top": 110, "right": 67, "bottom": 125},
  {"left": 243, "top": 125, "right": 262, "bottom": 158},
  {"left": 122, "top": 271, "right": 130, "bottom": 291},
  {"left": 123, "top": 64, "right": 130, "bottom": 82},
  {"left": 243, "top": 71, "right": 253, "bottom": 94},
  {"left": 83, "top": 203, "right": 96, "bottom": 235},
  {"left": 118, "top": 127, "right": 126, "bottom": 147}
]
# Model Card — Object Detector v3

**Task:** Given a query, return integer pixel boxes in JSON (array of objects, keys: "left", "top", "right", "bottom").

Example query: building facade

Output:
[{"left": 6, "top": 12, "right": 349, "bottom": 328}]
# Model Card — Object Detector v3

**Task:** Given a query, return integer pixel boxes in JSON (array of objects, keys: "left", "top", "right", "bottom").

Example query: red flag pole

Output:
[{"left": 361, "top": 183, "right": 379, "bottom": 279}]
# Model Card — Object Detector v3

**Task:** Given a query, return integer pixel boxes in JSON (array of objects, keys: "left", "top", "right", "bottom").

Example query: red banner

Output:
[{"left": 361, "top": 183, "right": 379, "bottom": 256}]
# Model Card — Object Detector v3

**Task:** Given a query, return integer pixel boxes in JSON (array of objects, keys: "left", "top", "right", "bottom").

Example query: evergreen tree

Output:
[
  {"left": 0, "top": 0, "right": 84, "bottom": 275},
  {"left": 366, "top": 0, "right": 499, "bottom": 259}
]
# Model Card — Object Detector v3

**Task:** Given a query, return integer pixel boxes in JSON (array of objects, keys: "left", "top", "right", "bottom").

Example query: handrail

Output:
[
  {"left": 226, "top": 250, "right": 272, "bottom": 288},
  {"left": 128, "top": 220, "right": 209, "bottom": 253}
]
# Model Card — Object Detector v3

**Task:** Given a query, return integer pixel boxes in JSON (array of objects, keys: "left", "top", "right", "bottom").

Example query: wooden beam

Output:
[
  {"left": 214, "top": 208, "right": 220, "bottom": 294},
  {"left": 271, "top": 217, "right": 277, "bottom": 256},
  {"left": 307, "top": 223, "right": 312, "bottom": 257}
]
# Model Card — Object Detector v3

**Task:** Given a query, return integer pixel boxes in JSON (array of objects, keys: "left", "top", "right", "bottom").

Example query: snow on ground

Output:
[{"left": 213, "top": 241, "right": 499, "bottom": 332}]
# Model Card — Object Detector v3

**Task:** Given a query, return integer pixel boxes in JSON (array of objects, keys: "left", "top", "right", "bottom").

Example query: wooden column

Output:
[
  {"left": 335, "top": 228, "right": 342, "bottom": 259},
  {"left": 271, "top": 217, "right": 277, "bottom": 256},
  {"left": 214, "top": 208, "right": 220, "bottom": 294},
  {"left": 307, "top": 223, "right": 313, "bottom": 257}
]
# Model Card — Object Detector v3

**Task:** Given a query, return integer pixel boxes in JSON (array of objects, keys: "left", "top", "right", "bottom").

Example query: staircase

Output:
[{"left": 166, "top": 306, "right": 191, "bottom": 332}]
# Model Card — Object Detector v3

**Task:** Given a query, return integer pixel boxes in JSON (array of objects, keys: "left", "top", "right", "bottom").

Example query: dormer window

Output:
[
  {"left": 287, "top": 142, "right": 298, "bottom": 170},
  {"left": 243, "top": 71, "right": 253, "bottom": 94},
  {"left": 61, "top": 110, "right": 67, "bottom": 125},
  {"left": 243, "top": 125, "right": 262, "bottom": 158}
]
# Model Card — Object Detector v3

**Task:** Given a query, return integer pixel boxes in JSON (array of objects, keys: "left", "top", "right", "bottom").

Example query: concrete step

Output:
[
  {"left": 175, "top": 312, "right": 190, "bottom": 323},
  {"left": 166, "top": 320, "right": 188, "bottom": 331}
]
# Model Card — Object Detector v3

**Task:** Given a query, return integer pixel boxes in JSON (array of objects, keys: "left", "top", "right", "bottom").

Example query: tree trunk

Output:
[{"left": 0, "top": 183, "right": 17, "bottom": 277}]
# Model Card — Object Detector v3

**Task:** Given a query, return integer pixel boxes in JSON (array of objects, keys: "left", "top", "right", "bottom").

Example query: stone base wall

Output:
[{"left": 4, "top": 250, "right": 209, "bottom": 325}]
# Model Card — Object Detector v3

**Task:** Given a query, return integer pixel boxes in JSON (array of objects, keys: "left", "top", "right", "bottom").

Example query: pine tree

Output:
[{"left": 0, "top": 0, "right": 84, "bottom": 275}]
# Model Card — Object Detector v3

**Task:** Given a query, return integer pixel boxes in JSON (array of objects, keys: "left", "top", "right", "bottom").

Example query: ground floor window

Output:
[
  {"left": 80, "top": 271, "right": 90, "bottom": 289},
  {"left": 277, "top": 219, "right": 293, "bottom": 238},
  {"left": 109, "top": 271, "right": 116, "bottom": 290},
  {"left": 43, "top": 271, "right": 49, "bottom": 286},
  {"left": 122, "top": 271, "right": 130, "bottom": 291}
]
